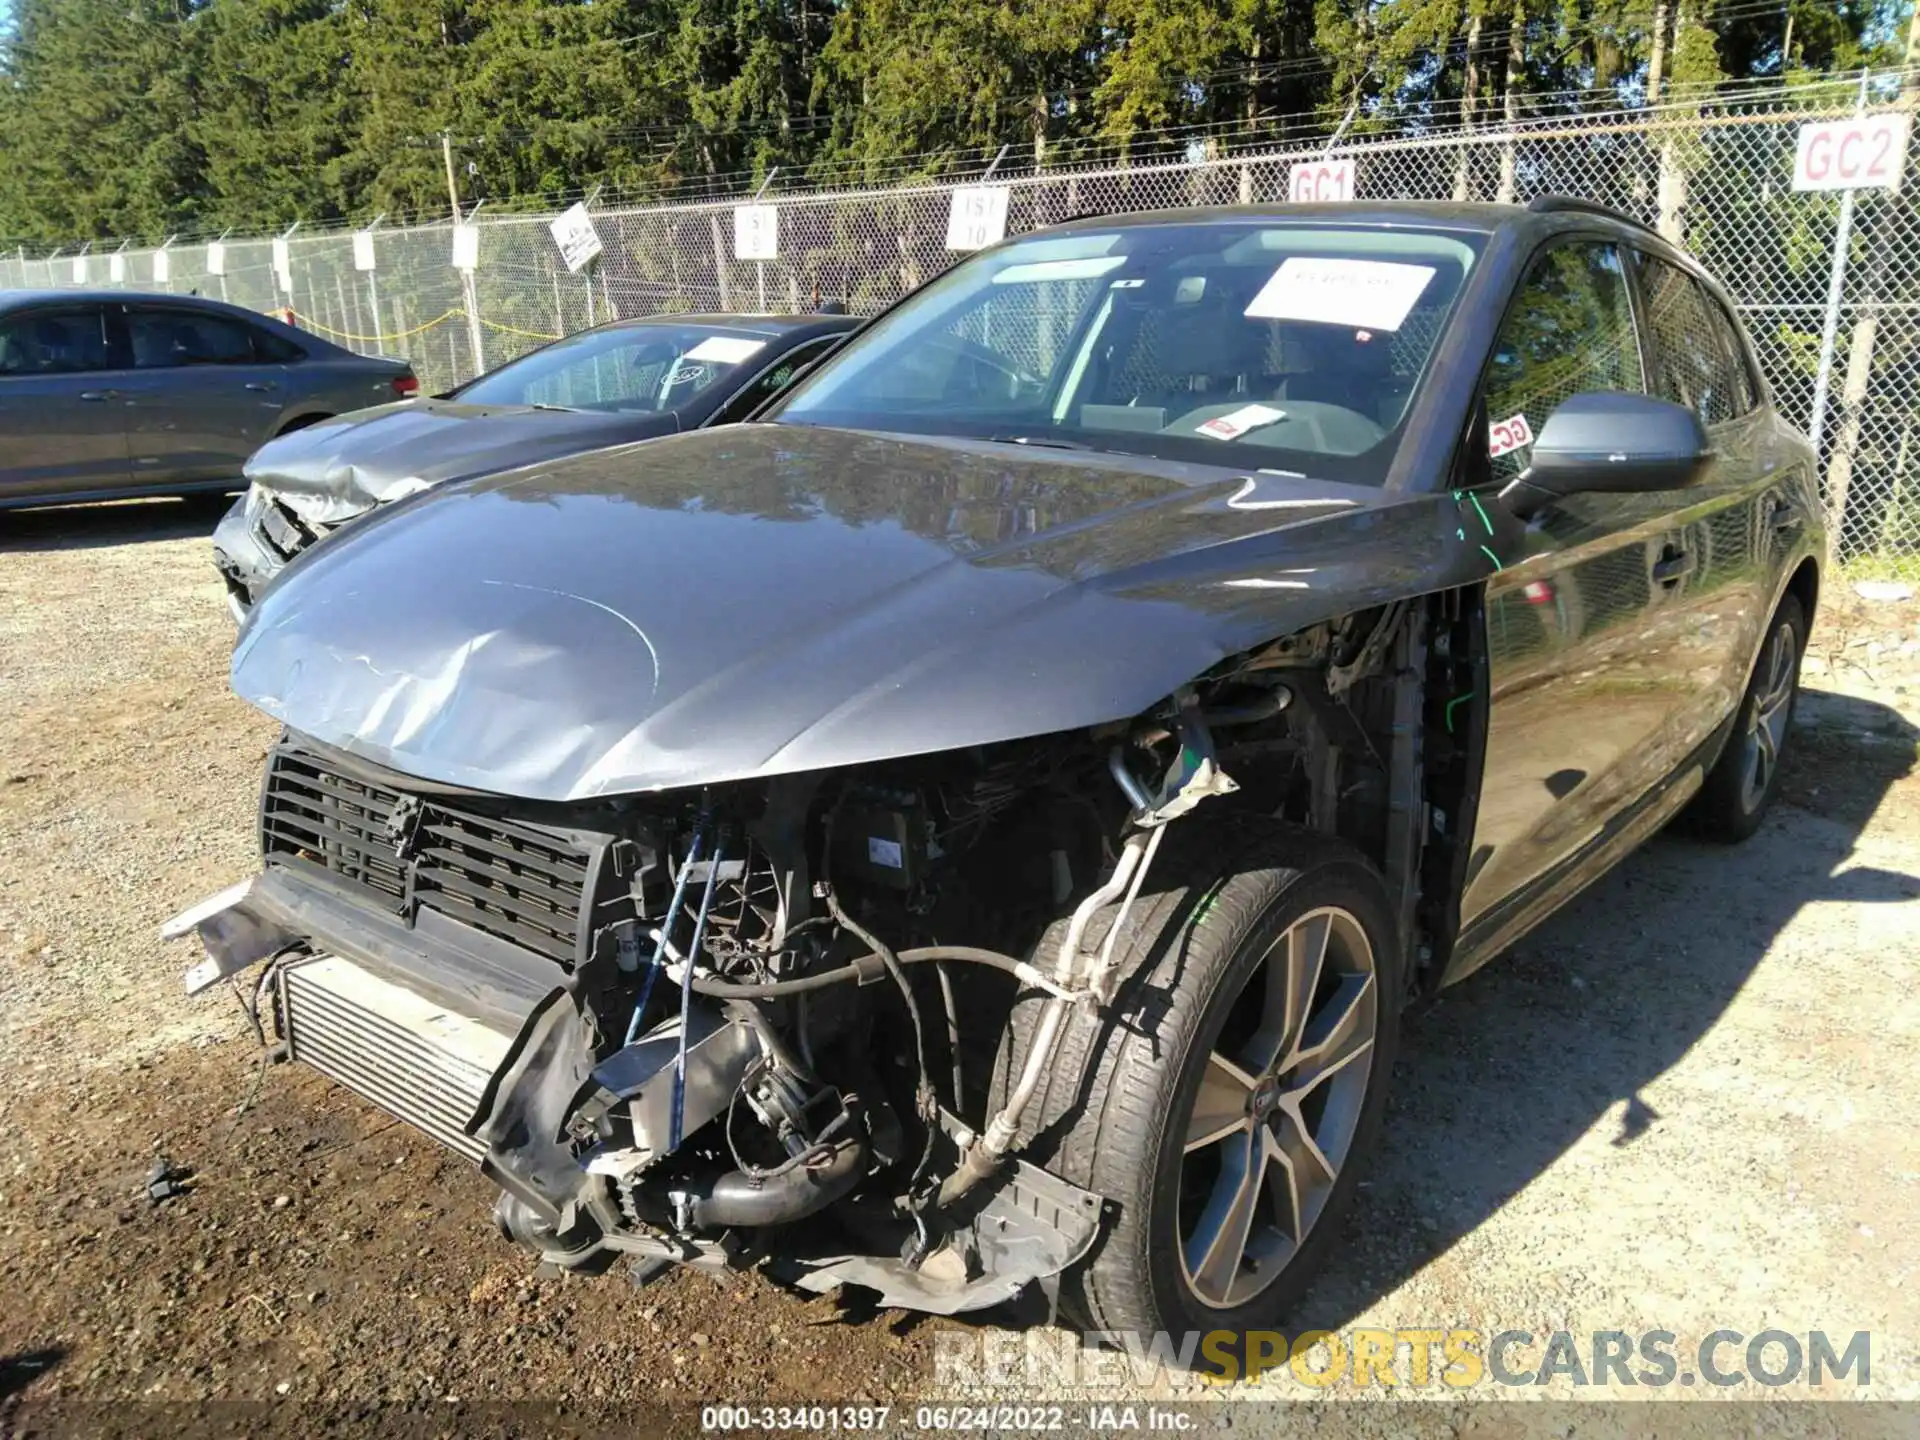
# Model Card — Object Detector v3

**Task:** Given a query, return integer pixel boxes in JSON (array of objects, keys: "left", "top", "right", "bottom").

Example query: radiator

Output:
[{"left": 279, "top": 954, "right": 515, "bottom": 1163}]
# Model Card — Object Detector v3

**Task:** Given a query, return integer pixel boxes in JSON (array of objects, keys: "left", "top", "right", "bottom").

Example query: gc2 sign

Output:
[
  {"left": 1792, "top": 115, "right": 1910, "bottom": 193},
  {"left": 1288, "top": 158, "right": 1355, "bottom": 203}
]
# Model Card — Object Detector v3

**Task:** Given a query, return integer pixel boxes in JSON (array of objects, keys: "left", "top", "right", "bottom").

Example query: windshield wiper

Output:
[
  {"left": 526, "top": 402, "right": 579, "bottom": 413},
  {"left": 990, "top": 433, "right": 1098, "bottom": 451}
]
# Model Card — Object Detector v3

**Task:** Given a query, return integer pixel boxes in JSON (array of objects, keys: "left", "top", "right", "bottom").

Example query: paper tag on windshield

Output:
[
  {"left": 685, "top": 336, "right": 766, "bottom": 365},
  {"left": 1488, "top": 412, "right": 1534, "bottom": 459},
  {"left": 1244, "top": 257, "right": 1435, "bottom": 331},
  {"left": 1196, "top": 404, "right": 1287, "bottom": 441}
]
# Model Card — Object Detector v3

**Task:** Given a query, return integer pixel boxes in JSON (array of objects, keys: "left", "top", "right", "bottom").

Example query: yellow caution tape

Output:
[
  {"left": 476, "top": 316, "right": 565, "bottom": 342},
  {"left": 287, "top": 309, "right": 466, "bottom": 344},
  {"left": 289, "top": 308, "right": 563, "bottom": 346}
]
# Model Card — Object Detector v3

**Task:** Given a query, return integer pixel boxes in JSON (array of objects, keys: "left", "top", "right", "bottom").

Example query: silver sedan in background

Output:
[{"left": 0, "top": 290, "right": 416, "bottom": 510}]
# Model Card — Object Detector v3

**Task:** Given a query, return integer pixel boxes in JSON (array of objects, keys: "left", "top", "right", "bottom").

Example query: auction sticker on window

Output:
[
  {"left": 1489, "top": 411, "right": 1534, "bottom": 459},
  {"left": 685, "top": 335, "right": 766, "bottom": 365},
  {"left": 1246, "top": 257, "right": 1435, "bottom": 331},
  {"left": 1196, "top": 404, "right": 1287, "bottom": 440}
]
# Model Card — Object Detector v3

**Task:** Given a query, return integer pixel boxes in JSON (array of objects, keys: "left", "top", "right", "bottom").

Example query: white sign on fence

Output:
[
  {"left": 946, "top": 185, "right": 1011, "bottom": 251},
  {"left": 550, "top": 202, "right": 603, "bottom": 273},
  {"left": 451, "top": 223, "right": 480, "bottom": 271},
  {"left": 352, "top": 230, "right": 377, "bottom": 272},
  {"left": 152, "top": 249, "right": 170, "bottom": 284},
  {"left": 1288, "top": 157, "right": 1356, "bottom": 203},
  {"left": 109, "top": 252, "right": 126, "bottom": 283},
  {"left": 271, "top": 236, "right": 292, "bottom": 290},
  {"left": 734, "top": 205, "right": 779, "bottom": 260},
  {"left": 206, "top": 241, "right": 226, "bottom": 276},
  {"left": 1793, "top": 115, "right": 1911, "bottom": 193},
  {"left": 70, "top": 255, "right": 86, "bottom": 283}
]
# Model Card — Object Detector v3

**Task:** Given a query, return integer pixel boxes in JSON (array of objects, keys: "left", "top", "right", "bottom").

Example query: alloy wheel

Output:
[
  {"left": 1177, "top": 906, "right": 1378, "bottom": 1310},
  {"left": 1740, "top": 620, "right": 1797, "bottom": 812}
]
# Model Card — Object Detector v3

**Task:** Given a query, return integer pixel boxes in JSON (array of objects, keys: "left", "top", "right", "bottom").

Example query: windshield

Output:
[
  {"left": 455, "top": 323, "right": 774, "bottom": 414},
  {"left": 774, "top": 222, "right": 1480, "bottom": 482}
]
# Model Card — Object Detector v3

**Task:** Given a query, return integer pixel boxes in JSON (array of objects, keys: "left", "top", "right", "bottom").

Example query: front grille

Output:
[
  {"left": 262, "top": 751, "right": 407, "bottom": 904},
  {"left": 261, "top": 747, "right": 595, "bottom": 967},
  {"left": 280, "top": 953, "right": 514, "bottom": 1162},
  {"left": 411, "top": 809, "right": 590, "bottom": 965}
]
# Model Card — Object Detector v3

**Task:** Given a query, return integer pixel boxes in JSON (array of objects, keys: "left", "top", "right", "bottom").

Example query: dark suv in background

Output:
[{"left": 0, "top": 290, "right": 415, "bottom": 510}]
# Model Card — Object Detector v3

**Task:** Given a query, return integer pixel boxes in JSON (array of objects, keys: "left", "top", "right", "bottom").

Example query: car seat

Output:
[
  {"left": 1128, "top": 284, "right": 1271, "bottom": 413},
  {"left": 1268, "top": 328, "right": 1400, "bottom": 426}
]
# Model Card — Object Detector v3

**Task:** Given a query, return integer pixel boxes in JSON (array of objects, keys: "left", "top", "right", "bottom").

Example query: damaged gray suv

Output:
[{"left": 169, "top": 199, "right": 1821, "bottom": 1338}]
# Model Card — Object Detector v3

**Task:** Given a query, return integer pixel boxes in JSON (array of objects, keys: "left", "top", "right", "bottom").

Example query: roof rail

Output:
[{"left": 1526, "top": 194, "right": 1656, "bottom": 234}]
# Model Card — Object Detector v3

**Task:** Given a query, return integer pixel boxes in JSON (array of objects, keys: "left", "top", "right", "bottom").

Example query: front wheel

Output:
[{"left": 991, "top": 827, "right": 1402, "bottom": 1338}]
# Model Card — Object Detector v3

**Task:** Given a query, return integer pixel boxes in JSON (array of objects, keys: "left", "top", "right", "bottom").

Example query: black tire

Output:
[
  {"left": 1687, "top": 594, "right": 1805, "bottom": 843},
  {"left": 989, "top": 822, "right": 1402, "bottom": 1339}
]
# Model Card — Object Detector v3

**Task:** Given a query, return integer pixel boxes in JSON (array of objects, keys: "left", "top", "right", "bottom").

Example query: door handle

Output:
[
  {"left": 78, "top": 389, "right": 117, "bottom": 401},
  {"left": 1652, "top": 548, "right": 1695, "bottom": 587},
  {"left": 244, "top": 381, "right": 279, "bottom": 393}
]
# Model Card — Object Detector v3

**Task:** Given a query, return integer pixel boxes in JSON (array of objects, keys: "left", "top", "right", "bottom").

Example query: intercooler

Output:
[{"left": 278, "top": 953, "right": 515, "bottom": 1163}]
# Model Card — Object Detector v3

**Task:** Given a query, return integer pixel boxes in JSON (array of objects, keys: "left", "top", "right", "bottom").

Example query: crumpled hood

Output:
[
  {"left": 231, "top": 424, "right": 1446, "bottom": 801},
  {"left": 243, "top": 399, "right": 673, "bottom": 525}
]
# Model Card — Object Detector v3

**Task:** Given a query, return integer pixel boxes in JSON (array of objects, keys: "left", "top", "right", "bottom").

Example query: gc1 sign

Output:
[
  {"left": 1288, "top": 157, "right": 1355, "bottom": 203},
  {"left": 1792, "top": 115, "right": 1910, "bottom": 193}
]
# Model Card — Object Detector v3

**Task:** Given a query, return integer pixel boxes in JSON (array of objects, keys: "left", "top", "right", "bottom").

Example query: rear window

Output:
[{"left": 457, "top": 323, "right": 777, "bottom": 414}]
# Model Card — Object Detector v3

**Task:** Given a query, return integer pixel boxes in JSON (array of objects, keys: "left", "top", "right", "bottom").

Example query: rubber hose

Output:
[
  {"left": 689, "top": 945, "right": 1030, "bottom": 999},
  {"left": 679, "top": 1137, "right": 868, "bottom": 1229}
]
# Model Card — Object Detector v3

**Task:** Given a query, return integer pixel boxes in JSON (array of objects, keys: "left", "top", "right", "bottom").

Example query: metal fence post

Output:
[
  {"left": 1807, "top": 187, "right": 1855, "bottom": 471},
  {"left": 1807, "top": 73, "right": 1875, "bottom": 475}
]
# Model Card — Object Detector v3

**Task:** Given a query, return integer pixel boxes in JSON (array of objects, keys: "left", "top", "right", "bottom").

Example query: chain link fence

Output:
[{"left": 5, "top": 71, "right": 1918, "bottom": 570}]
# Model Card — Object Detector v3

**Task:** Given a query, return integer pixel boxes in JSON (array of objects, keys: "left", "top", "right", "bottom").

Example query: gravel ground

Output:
[{"left": 2, "top": 497, "right": 1917, "bottom": 1424}]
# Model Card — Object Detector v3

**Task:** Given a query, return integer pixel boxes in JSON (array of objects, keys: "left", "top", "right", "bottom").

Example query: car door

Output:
[
  {"left": 1459, "top": 236, "right": 1703, "bottom": 940},
  {"left": 0, "top": 304, "right": 132, "bottom": 502},
  {"left": 121, "top": 304, "right": 287, "bottom": 486},
  {"left": 1629, "top": 252, "right": 1782, "bottom": 751}
]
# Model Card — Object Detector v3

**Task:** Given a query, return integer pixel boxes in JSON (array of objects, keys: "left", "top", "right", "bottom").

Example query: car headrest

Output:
[{"left": 1151, "top": 297, "right": 1269, "bottom": 380}]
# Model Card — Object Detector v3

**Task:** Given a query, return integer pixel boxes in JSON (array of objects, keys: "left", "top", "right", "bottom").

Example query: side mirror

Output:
[{"left": 1498, "top": 392, "right": 1711, "bottom": 521}]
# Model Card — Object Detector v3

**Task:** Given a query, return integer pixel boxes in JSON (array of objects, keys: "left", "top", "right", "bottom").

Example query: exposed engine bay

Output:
[{"left": 168, "top": 598, "right": 1475, "bottom": 1314}]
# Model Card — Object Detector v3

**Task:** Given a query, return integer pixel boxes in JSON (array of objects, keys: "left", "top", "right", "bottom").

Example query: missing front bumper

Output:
[{"left": 277, "top": 952, "right": 515, "bottom": 1162}]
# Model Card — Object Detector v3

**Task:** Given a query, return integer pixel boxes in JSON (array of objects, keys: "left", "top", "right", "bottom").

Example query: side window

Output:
[
  {"left": 0, "top": 308, "right": 112, "bottom": 374},
  {"left": 128, "top": 309, "right": 260, "bottom": 368},
  {"left": 711, "top": 337, "right": 843, "bottom": 425},
  {"left": 253, "top": 327, "right": 305, "bottom": 363},
  {"left": 1483, "top": 241, "right": 1644, "bottom": 481},
  {"left": 1635, "top": 256, "right": 1755, "bottom": 425}
]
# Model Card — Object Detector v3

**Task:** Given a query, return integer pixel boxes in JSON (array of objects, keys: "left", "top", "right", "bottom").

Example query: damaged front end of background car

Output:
[{"left": 165, "top": 423, "right": 1489, "bottom": 1323}]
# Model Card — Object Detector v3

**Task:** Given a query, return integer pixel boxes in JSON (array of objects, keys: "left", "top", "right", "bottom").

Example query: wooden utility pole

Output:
[{"left": 442, "top": 132, "right": 462, "bottom": 222}]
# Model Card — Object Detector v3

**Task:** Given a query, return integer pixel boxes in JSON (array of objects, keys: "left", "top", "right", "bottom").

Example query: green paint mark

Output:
[
  {"left": 1480, "top": 544, "right": 1504, "bottom": 571},
  {"left": 1445, "top": 693, "right": 1473, "bottom": 733},
  {"left": 1467, "top": 492, "right": 1495, "bottom": 535}
]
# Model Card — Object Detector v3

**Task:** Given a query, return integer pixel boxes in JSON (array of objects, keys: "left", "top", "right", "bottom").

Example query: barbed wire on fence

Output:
[{"left": 4, "top": 69, "right": 1917, "bottom": 570}]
